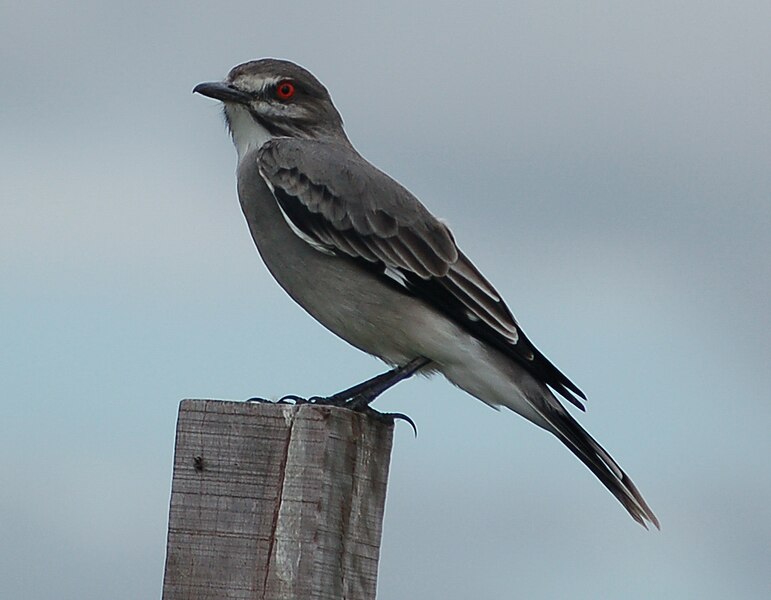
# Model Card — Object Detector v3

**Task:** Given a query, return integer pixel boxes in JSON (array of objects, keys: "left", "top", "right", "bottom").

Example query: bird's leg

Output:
[
  {"left": 263, "top": 357, "right": 429, "bottom": 433},
  {"left": 269, "top": 357, "right": 431, "bottom": 433},
  {"left": 315, "top": 356, "right": 431, "bottom": 406},
  {"left": 318, "top": 369, "right": 401, "bottom": 404},
  {"left": 260, "top": 358, "right": 427, "bottom": 406},
  {"left": 343, "top": 356, "right": 432, "bottom": 409}
]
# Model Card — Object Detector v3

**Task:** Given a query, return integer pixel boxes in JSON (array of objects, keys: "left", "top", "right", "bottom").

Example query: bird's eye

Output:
[{"left": 275, "top": 81, "right": 296, "bottom": 101}]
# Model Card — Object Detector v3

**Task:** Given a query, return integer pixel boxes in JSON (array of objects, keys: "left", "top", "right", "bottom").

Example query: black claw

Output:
[
  {"left": 245, "top": 356, "right": 428, "bottom": 426},
  {"left": 247, "top": 395, "right": 310, "bottom": 405},
  {"left": 279, "top": 394, "right": 311, "bottom": 405},
  {"left": 246, "top": 393, "right": 416, "bottom": 433},
  {"left": 382, "top": 411, "right": 418, "bottom": 436},
  {"left": 339, "top": 401, "right": 418, "bottom": 435}
]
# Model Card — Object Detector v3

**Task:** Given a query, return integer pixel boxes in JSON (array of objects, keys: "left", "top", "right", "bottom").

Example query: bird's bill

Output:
[{"left": 193, "top": 81, "right": 250, "bottom": 104}]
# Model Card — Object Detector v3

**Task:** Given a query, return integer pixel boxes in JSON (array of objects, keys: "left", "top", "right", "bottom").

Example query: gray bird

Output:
[{"left": 194, "top": 58, "right": 659, "bottom": 529}]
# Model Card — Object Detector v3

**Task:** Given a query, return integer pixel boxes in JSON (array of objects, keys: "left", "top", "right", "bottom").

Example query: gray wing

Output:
[{"left": 257, "top": 138, "right": 586, "bottom": 409}]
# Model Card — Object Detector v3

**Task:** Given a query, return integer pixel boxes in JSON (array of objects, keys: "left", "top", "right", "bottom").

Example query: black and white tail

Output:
[{"left": 539, "top": 400, "right": 659, "bottom": 529}]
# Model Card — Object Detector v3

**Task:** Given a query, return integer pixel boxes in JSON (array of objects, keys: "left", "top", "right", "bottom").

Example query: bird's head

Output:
[{"left": 194, "top": 58, "right": 348, "bottom": 158}]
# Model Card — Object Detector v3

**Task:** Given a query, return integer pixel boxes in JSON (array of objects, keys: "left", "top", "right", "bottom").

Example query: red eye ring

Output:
[{"left": 276, "top": 80, "right": 296, "bottom": 101}]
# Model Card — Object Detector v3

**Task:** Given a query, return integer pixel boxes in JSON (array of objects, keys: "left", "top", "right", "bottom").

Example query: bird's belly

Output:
[
  {"left": 262, "top": 246, "right": 426, "bottom": 363},
  {"left": 237, "top": 179, "right": 432, "bottom": 363},
  {"left": 235, "top": 160, "right": 546, "bottom": 420}
]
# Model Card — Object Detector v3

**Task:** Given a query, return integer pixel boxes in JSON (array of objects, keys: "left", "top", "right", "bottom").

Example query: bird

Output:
[{"left": 194, "top": 58, "right": 659, "bottom": 529}]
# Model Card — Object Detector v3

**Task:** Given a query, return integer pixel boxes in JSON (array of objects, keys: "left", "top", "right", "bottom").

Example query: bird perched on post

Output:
[{"left": 194, "top": 58, "right": 658, "bottom": 529}]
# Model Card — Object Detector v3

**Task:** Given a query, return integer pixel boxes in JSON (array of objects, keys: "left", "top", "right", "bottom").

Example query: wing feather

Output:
[
  {"left": 258, "top": 138, "right": 586, "bottom": 409},
  {"left": 449, "top": 254, "right": 502, "bottom": 302}
]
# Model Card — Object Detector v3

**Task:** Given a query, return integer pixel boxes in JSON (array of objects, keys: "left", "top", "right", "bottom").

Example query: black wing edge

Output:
[
  {"left": 402, "top": 273, "right": 587, "bottom": 411},
  {"left": 272, "top": 185, "right": 587, "bottom": 411}
]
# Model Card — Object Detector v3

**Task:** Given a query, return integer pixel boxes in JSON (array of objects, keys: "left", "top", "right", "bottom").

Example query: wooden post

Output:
[{"left": 162, "top": 399, "right": 394, "bottom": 600}]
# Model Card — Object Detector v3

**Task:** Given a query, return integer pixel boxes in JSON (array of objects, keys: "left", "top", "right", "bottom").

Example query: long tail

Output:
[{"left": 535, "top": 398, "right": 659, "bottom": 529}]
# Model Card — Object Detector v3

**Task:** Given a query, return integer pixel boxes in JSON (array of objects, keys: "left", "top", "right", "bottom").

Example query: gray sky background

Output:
[{"left": 2, "top": 2, "right": 769, "bottom": 598}]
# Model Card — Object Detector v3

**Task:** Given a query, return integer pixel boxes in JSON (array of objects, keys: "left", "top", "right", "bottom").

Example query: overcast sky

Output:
[{"left": 1, "top": 2, "right": 769, "bottom": 599}]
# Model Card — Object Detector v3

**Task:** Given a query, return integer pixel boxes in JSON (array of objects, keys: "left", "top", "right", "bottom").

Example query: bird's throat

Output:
[{"left": 224, "top": 104, "right": 274, "bottom": 162}]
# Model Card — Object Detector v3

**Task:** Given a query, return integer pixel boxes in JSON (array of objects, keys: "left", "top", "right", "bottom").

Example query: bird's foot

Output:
[
  {"left": 245, "top": 356, "right": 429, "bottom": 433},
  {"left": 245, "top": 395, "right": 309, "bottom": 404},
  {"left": 343, "top": 397, "right": 418, "bottom": 435},
  {"left": 369, "top": 408, "right": 418, "bottom": 435},
  {"left": 247, "top": 393, "right": 416, "bottom": 434}
]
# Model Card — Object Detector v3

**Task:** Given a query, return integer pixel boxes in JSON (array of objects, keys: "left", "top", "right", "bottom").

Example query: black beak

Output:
[{"left": 193, "top": 81, "right": 251, "bottom": 104}]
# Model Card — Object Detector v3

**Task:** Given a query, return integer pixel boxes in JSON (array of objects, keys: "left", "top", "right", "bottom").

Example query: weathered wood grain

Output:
[{"left": 162, "top": 399, "right": 394, "bottom": 600}]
